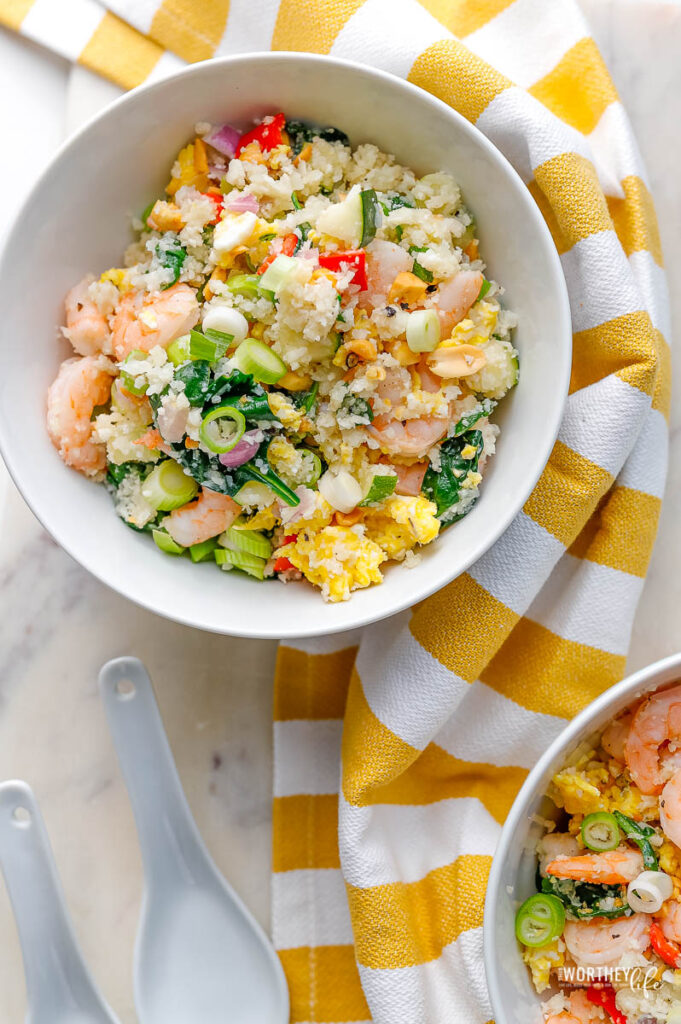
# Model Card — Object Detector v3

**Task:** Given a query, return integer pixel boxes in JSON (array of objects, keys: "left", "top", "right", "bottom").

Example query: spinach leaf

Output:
[
  {"left": 156, "top": 242, "right": 186, "bottom": 289},
  {"left": 234, "top": 394, "right": 279, "bottom": 422},
  {"left": 451, "top": 398, "right": 496, "bottom": 437},
  {"left": 360, "top": 474, "right": 397, "bottom": 506},
  {"left": 169, "top": 444, "right": 239, "bottom": 495},
  {"left": 422, "top": 429, "right": 483, "bottom": 517},
  {"left": 292, "top": 381, "right": 319, "bottom": 416},
  {"left": 541, "top": 875, "right": 632, "bottom": 921},
  {"left": 106, "top": 461, "right": 134, "bottom": 488},
  {"left": 175, "top": 360, "right": 212, "bottom": 406},
  {"left": 380, "top": 195, "right": 414, "bottom": 215},
  {"left": 235, "top": 444, "right": 300, "bottom": 506},
  {"left": 340, "top": 394, "right": 373, "bottom": 423},
  {"left": 285, "top": 119, "right": 349, "bottom": 156}
]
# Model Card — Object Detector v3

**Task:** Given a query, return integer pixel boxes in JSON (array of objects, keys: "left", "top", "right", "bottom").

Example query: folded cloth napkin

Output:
[{"left": 2, "top": 0, "right": 670, "bottom": 1020}]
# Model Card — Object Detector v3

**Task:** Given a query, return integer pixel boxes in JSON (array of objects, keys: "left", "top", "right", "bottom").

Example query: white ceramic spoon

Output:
[
  {"left": 99, "top": 657, "right": 289, "bottom": 1024},
  {"left": 0, "top": 781, "right": 120, "bottom": 1024}
]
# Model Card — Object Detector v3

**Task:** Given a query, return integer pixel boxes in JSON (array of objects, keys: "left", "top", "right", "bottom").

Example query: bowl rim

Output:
[
  {"left": 483, "top": 649, "right": 681, "bottom": 1023},
  {"left": 0, "top": 51, "right": 572, "bottom": 637}
]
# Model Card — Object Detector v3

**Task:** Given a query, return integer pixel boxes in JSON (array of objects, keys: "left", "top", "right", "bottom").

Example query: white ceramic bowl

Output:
[
  {"left": 0, "top": 53, "right": 571, "bottom": 638},
  {"left": 484, "top": 651, "right": 681, "bottom": 1024}
]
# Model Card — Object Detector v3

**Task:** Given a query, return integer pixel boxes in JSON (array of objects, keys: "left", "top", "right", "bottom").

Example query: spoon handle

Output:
[
  {"left": 0, "top": 781, "right": 118, "bottom": 1022},
  {"left": 99, "top": 657, "right": 207, "bottom": 890}
]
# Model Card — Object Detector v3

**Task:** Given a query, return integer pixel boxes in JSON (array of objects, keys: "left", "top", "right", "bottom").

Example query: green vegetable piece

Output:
[
  {"left": 540, "top": 875, "right": 632, "bottom": 921},
  {"left": 119, "top": 349, "right": 148, "bottom": 397},
  {"left": 515, "top": 893, "right": 565, "bottom": 947},
  {"left": 581, "top": 812, "right": 621, "bottom": 852},
  {"left": 231, "top": 338, "right": 287, "bottom": 385},
  {"left": 155, "top": 243, "right": 186, "bottom": 290},
  {"left": 613, "top": 811, "right": 659, "bottom": 870},
  {"left": 360, "top": 475, "right": 397, "bottom": 507},
  {"left": 477, "top": 278, "right": 492, "bottom": 301},
  {"left": 142, "top": 460, "right": 199, "bottom": 511},
  {"left": 152, "top": 529, "right": 186, "bottom": 556},
  {"left": 380, "top": 195, "right": 414, "bottom": 215},
  {"left": 359, "top": 189, "right": 379, "bottom": 248},
  {"left": 235, "top": 394, "right": 279, "bottom": 422},
  {"left": 199, "top": 405, "right": 247, "bottom": 455},
  {"left": 220, "top": 525, "right": 272, "bottom": 560},
  {"left": 451, "top": 399, "right": 496, "bottom": 437},
  {"left": 340, "top": 394, "right": 373, "bottom": 422},
  {"left": 166, "top": 335, "right": 191, "bottom": 366},
  {"left": 174, "top": 360, "right": 212, "bottom": 405},
  {"left": 189, "top": 328, "right": 231, "bottom": 362},
  {"left": 189, "top": 538, "right": 219, "bottom": 563},
  {"left": 227, "top": 273, "right": 274, "bottom": 301},
  {"left": 422, "top": 430, "right": 484, "bottom": 517},
  {"left": 107, "top": 461, "right": 134, "bottom": 488},
  {"left": 291, "top": 192, "right": 302, "bottom": 210},
  {"left": 292, "top": 380, "right": 319, "bottom": 416},
  {"left": 215, "top": 547, "right": 267, "bottom": 580},
  {"left": 237, "top": 461, "right": 300, "bottom": 507},
  {"left": 140, "top": 200, "right": 156, "bottom": 227}
]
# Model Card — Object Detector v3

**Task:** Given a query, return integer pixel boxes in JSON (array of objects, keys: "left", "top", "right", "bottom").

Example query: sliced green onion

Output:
[
  {"left": 140, "top": 201, "right": 155, "bottom": 226},
  {"left": 360, "top": 474, "right": 397, "bottom": 506},
  {"left": 613, "top": 811, "right": 659, "bottom": 870},
  {"left": 581, "top": 812, "right": 621, "bottom": 852},
  {"left": 189, "top": 328, "right": 230, "bottom": 362},
  {"left": 259, "top": 254, "right": 299, "bottom": 296},
  {"left": 142, "top": 461, "right": 199, "bottom": 511},
  {"left": 118, "top": 349, "right": 148, "bottom": 397},
  {"left": 227, "top": 274, "right": 274, "bottom": 301},
  {"left": 215, "top": 547, "right": 267, "bottom": 580},
  {"left": 199, "top": 406, "right": 246, "bottom": 455},
  {"left": 477, "top": 278, "right": 492, "bottom": 301},
  {"left": 291, "top": 191, "right": 302, "bottom": 210},
  {"left": 205, "top": 327, "right": 236, "bottom": 348},
  {"left": 238, "top": 463, "right": 300, "bottom": 507},
  {"left": 231, "top": 339, "right": 288, "bottom": 385},
  {"left": 189, "top": 538, "right": 219, "bottom": 563},
  {"left": 167, "top": 334, "right": 191, "bottom": 365},
  {"left": 406, "top": 309, "right": 441, "bottom": 353},
  {"left": 152, "top": 529, "right": 185, "bottom": 555},
  {"left": 234, "top": 480, "right": 277, "bottom": 507},
  {"left": 220, "top": 526, "right": 272, "bottom": 560},
  {"left": 515, "top": 893, "right": 565, "bottom": 948}
]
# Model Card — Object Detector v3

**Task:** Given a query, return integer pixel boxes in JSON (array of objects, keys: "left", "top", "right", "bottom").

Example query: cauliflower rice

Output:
[{"left": 46, "top": 112, "right": 518, "bottom": 603}]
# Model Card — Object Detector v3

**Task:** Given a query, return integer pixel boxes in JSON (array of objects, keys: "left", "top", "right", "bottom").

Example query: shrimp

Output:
[
  {"left": 165, "top": 488, "right": 240, "bottom": 547},
  {"left": 601, "top": 709, "right": 634, "bottom": 763},
  {"left": 47, "top": 355, "right": 116, "bottom": 476},
  {"left": 658, "top": 898, "right": 681, "bottom": 943},
  {"left": 624, "top": 684, "right": 681, "bottom": 794},
  {"left": 110, "top": 282, "right": 199, "bottom": 361},
  {"left": 362, "top": 240, "right": 412, "bottom": 306},
  {"left": 366, "top": 364, "right": 449, "bottom": 458},
  {"left": 435, "top": 269, "right": 483, "bottom": 336},
  {"left": 389, "top": 461, "right": 428, "bottom": 496},
  {"left": 537, "top": 833, "right": 580, "bottom": 876},
  {"left": 660, "top": 768, "right": 681, "bottom": 847},
  {"left": 63, "top": 275, "right": 111, "bottom": 356},
  {"left": 545, "top": 847, "right": 643, "bottom": 885},
  {"left": 563, "top": 913, "right": 650, "bottom": 967},
  {"left": 546, "top": 993, "right": 598, "bottom": 1024}
]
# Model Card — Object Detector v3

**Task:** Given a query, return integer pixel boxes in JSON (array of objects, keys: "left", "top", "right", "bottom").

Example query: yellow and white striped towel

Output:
[{"left": 1, "top": 1, "right": 671, "bottom": 1021}]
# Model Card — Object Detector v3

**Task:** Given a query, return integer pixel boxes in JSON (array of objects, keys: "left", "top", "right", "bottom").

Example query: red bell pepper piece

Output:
[
  {"left": 235, "top": 113, "right": 286, "bottom": 157},
  {"left": 273, "top": 557, "right": 294, "bottom": 573},
  {"left": 257, "top": 233, "right": 299, "bottom": 275},
  {"left": 318, "top": 250, "right": 368, "bottom": 291},
  {"left": 201, "top": 191, "right": 223, "bottom": 225},
  {"left": 586, "top": 984, "right": 627, "bottom": 1024},
  {"left": 283, "top": 534, "right": 298, "bottom": 544},
  {"left": 650, "top": 920, "right": 681, "bottom": 968}
]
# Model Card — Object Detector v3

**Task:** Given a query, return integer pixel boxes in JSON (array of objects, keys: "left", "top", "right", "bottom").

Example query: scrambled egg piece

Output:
[
  {"left": 268, "top": 436, "right": 317, "bottom": 487},
  {"left": 100, "top": 267, "right": 130, "bottom": 291},
  {"left": 279, "top": 525, "right": 386, "bottom": 602},
  {"left": 166, "top": 141, "right": 208, "bottom": 195},
  {"left": 238, "top": 506, "right": 278, "bottom": 531},
  {"left": 550, "top": 749, "right": 660, "bottom": 821},
  {"left": 442, "top": 300, "right": 498, "bottom": 346},
  {"left": 522, "top": 940, "right": 564, "bottom": 994},
  {"left": 282, "top": 492, "right": 334, "bottom": 533},
  {"left": 550, "top": 769, "right": 604, "bottom": 815},
  {"left": 363, "top": 496, "right": 440, "bottom": 561},
  {"left": 268, "top": 392, "right": 305, "bottom": 431},
  {"left": 660, "top": 841, "right": 681, "bottom": 898}
]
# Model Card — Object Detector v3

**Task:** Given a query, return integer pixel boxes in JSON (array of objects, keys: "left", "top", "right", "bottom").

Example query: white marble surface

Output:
[{"left": 0, "top": 3, "right": 679, "bottom": 1019}]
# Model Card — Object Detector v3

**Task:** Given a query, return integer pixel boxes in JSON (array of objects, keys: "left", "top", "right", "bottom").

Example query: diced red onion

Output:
[
  {"left": 226, "top": 193, "right": 260, "bottom": 215},
  {"left": 204, "top": 123, "right": 241, "bottom": 158},
  {"left": 218, "top": 430, "right": 261, "bottom": 468}
]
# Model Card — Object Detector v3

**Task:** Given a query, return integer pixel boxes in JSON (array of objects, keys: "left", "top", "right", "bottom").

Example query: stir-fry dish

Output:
[
  {"left": 47, "top": 113, "right": 518, "bottom": 602},
  {"left": 518, "top": 685, "right": 681, "bottom": 1023}
]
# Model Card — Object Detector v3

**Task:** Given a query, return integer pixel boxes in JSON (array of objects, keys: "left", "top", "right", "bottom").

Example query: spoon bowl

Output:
[
  {"left": 0, "top": 781, "right": 120, "bottom": 1024},
  {"left": 99, "top": 657, "right": 289, "bottom": 1024}
]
